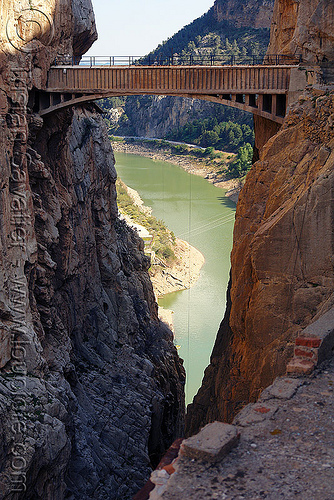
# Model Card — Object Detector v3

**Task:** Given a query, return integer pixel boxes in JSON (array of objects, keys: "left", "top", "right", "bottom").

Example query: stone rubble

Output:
[
  {"left": 148, "top": 357, "right": 334, "bottom": 499},
  {"left": 179, "top": 422, "right": 240, "bottom": 463}
]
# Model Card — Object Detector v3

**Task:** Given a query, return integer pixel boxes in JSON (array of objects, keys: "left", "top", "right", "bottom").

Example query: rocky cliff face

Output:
[
  {"left": 267, "top": 0, "right": 334, "bottom": 81},
  {"left": 122, "top": 96, "right": 206, "bottom": 138},
  {"left": 213, "top": 0, "right": 275, "bottom": 28},
  {"left": 118, "top": 95, "right": 244, "bottom": 139},
  {"left": 0, "top": 1, "right": 184, "bottom": 499},
  {"left": 184, "top": 0, "right": 334, "bottom": 440},
  {"left": 186, "top": 87, "right": 334, "bottom": 434}
]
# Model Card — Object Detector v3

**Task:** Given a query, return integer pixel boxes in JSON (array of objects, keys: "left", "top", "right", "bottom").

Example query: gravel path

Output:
[{"left": 160, "top": 358, "right": 334, "bottom": 500}]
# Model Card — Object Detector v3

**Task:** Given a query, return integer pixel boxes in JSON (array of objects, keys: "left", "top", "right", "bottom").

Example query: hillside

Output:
[{"left": 143, "top": 3, "right": 271, "bottom": 62}]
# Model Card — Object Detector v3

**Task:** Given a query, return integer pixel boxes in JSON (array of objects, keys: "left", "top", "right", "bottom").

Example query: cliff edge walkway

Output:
[{"left": 147, "top": 358, "right": 334, "bottom": 500}]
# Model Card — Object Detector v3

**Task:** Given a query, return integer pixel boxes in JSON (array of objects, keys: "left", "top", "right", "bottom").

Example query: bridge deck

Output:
[
  {"left": 47, "top": 65, "right": 293, "bottom": 95},
  {"left": 41, "top": 65, "right": 297, "bottom": 123}
]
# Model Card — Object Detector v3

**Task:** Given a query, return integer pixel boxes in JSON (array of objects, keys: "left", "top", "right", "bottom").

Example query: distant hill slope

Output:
[
  {"left": 102, "top": 0, "right": 275, "bottom": 150},
  {"left": 145, "top": 0, "right": 273, "bottom": 61}
]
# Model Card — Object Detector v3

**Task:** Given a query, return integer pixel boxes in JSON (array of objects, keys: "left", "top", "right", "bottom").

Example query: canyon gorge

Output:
[
  {"left": 106, "top": 0, "right": 274, "bottom": 141},
  {"left": 0, "top": 0, "right": 333, "bottom": 499}
]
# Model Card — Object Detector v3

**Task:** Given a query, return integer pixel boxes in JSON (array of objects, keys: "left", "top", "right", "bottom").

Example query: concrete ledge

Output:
[
  {"left": 179, "top": 421, "right": 240, "bottom": 462},
  {"left": 233, "top": 402, "right": 278, "bottom": 427},
  {"left": 259, "top": 377, "right": 302, "bottom": 401}
]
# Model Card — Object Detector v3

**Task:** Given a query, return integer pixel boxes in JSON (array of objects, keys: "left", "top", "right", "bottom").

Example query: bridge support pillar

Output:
[
  {"left": 288, "top": 67, "right": 308, "bottom": 107},
  {"left": 257, "top": 94, "right": 263, "bottom": 112},
  {"left": 253, "top": 115, "right": 281, "bottom": 162},
  {"left": 271, "top": 94, "right": 277, "bottom": 117}
]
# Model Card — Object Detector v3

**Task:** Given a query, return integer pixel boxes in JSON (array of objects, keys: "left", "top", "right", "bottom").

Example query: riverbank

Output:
[
  {"left": 118, "top": 180, "right": 205, "bottom": 300},
  {"left": 111, "top": 139, "right": 242, "bottom": 203},
  {"left": 150, "top": 238, "right": 205, "bottom": 298},
  {"left": 115, "top": 151, "right": 235, "bottom": 403}
]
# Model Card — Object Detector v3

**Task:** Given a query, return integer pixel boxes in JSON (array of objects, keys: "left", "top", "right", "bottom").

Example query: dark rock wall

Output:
[
  {"left": 32, "top": 105, "right": 185, "bottom": 498},
  {"left": 0, "top": 1, "right": 185, "bottom": 498}
]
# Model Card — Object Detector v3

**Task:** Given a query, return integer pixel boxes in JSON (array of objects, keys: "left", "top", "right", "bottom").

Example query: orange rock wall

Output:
[
  {"left": 213, "top": 0, "right": 275, "bottom": 28},
  {"left": 268, "top": 0, "right": 334, "bottom": 80},
  {"left": 186, "top": 88, "right": 334, "bottom": 434}
]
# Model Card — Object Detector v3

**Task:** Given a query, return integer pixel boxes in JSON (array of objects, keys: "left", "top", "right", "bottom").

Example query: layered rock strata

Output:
[
  {"left": 186, "top": 88, "right": 334, "bottom": 434},
  {"left": 0, "top": 1, "right": 184, "bottom": 498}
]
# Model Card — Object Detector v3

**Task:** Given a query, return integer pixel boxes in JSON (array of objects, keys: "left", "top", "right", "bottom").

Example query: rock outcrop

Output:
[
  {"left": 119, "top": 96, "right": 207, "bottom": 139},
  {"left": 72, "top": 0, "right": 98, "bottom": 56},
  {"left": 186, "top": 87, "right": 334, "bottom": 435},
  {"left": 213, "top": 0, "right": 275, "bottom": 29},
  {"left": 0, "top": 1, "right": 184, "bottom": 499},
  {"left": 268, "top": 0, "right": 334, "bottom": 82}
]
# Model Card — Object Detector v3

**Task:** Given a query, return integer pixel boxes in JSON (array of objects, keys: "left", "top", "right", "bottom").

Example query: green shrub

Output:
[
  {"left": 227, "top": 143, "right": 253, "bottom": 179},
  {"left": 116, "top": 179, "right": 176, "bottom": 267},
  {"left": 159, "top": 245, "right": 176, "bottom": 262},
  {"left": 171, "top": 144, "right": 189, "bottom": 155}
]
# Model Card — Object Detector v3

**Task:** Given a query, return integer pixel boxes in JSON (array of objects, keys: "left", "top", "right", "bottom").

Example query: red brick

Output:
[
  {"left": 286, "top": 358, "right": 315, "bottom": 375},
  {"left": 157, "top": 438, "right": 183, "bottom": 469},
  {"left": 295, "top": 337, "right": 321, "bottom": 348},
  {"left": 133, "top": 438, "right": 183, "bottom": 499},
  {"left": 294, "top": 347, "right": 316, "bottom": 359},
  {"left": 162, "top": 464, "right": 176, "bottom": 475},
  {"left": 254, "top": 406, "right": 271, "bottom": 414}
]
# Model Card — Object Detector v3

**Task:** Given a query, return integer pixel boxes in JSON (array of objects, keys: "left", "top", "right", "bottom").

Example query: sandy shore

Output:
[
  {"left": 121, "top": 169, "right": 205, "bottom": 297},
  {"left": 150, "top": 238, "right": 205, "bottom": 298},
  {"left": 118, "top": 179, "right": 205, "bottom": 330},
  {"left": 112, "top": 140, "right": 241, "bottom": 203},
  {"left": 151, "top": 238, "right": 204, "bottom": 334}
]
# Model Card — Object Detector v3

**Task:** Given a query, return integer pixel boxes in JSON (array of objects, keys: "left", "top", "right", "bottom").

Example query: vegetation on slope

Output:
[
  {"left": 143, "top": 8, "right": 270, "bottom": 61},
  {"left": 166, "top": 117, "right": 254, "bottom": 152},
  {"left": 116, "top": 179, "right": 176, "bottom": 264},
  {"left": 101, "top": 2, "right": 271, "bottom": 179}
]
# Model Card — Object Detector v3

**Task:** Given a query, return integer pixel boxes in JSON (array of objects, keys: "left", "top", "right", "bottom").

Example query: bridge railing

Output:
[{"left": 53, "top": 54, "right": 302, "bottom": 67}]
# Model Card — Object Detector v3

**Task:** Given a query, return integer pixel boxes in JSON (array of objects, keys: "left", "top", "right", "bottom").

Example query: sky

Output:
[{"left": 87, "top": 0, "right": 214, "bottom": 56}]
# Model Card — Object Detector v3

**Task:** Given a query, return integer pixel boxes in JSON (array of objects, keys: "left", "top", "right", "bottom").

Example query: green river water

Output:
[{"left": 115, "top": 152, "right": 236, "bottom": 405}]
